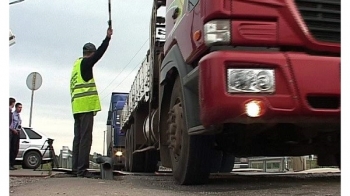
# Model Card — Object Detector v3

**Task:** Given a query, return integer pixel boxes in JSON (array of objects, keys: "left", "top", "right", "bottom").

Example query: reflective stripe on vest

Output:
[{"left": 70, "top": 58, "right": 101, "bottom": 114}]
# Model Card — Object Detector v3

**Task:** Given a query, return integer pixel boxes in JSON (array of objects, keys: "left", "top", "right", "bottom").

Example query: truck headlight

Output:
[
  {"left": 115, "top": 151, "right": 123, "bottom": 157},
  {"left": 227, "top": 69, "right": 275, "bottom": 93},
  {"left": 204, "top": 20, "right": 231, "bottom": 46}
]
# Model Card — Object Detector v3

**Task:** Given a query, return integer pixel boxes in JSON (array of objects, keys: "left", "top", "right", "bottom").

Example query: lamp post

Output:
[{"left": 103, "top": 130, "right": 106, "bottom": 156}]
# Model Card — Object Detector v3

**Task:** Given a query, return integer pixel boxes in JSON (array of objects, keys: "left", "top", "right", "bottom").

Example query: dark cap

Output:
[{"left": 83, "top": 42, "right": 96, "bottom": 52}]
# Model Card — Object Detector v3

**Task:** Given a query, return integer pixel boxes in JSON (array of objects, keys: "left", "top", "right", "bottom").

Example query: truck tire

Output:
[
  {"left": 219, "top": 153, "right": 235, "bottom": 173},
  {"left": 144, "top": 150, "right": 159, "bottom": 173},
  {"left": 128, "top": 124, "right": 145, "bottom": 172},
  {"left": 210, "top": 151, "right": 235, "bottom": 173},
  {"left": 168, "top": 77, "right": 214, "bottom": 185},
  {"left": 336, "top": 153, "right": 340, "bottom": 169}
]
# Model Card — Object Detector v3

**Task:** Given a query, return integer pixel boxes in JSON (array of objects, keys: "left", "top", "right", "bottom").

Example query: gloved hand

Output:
[{"left": 107, "top": 28, "right": 113, "bottom": 38}]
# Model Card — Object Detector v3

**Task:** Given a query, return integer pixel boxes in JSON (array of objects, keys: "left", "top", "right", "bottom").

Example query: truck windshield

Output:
[{"left": 189, "top": 0, "right": 199, "bottom": 10}]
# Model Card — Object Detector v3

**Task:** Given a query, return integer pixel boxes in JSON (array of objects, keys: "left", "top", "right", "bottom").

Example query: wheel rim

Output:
[
  {"left": 168, "top": 99, "right": 183, "bottom": 162},
  {"left": 28, "top": 155, "right": 39, "bottom": 166}
]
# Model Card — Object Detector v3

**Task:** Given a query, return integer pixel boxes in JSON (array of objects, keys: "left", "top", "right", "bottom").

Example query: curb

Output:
[
  {"left": 10, "top": 174, "right": 53, "bottom": 178},
  {"left": 10, "top": 171, "right": 62, "bottom": 178}
]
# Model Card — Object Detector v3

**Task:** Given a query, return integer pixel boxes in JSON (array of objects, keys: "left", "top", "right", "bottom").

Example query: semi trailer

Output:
[{"left": 106, "top": 92, "right": 128, "bottom": 170}]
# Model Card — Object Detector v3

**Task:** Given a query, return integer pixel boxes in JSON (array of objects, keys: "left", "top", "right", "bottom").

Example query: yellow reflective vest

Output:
[{"left": 70, "top": 58, "right": 101, "bottom": 114}]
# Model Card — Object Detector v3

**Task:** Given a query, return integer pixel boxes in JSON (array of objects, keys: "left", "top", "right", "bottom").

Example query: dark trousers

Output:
[
  {"left": 10, "top": 130, "right": 20, "bottom": 167},
  {"left": 72, "top": 112, "right": 94, "bottom": 176}
]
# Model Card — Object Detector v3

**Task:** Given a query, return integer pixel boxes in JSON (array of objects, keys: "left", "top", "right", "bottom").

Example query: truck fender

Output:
[{"left": 159, "top": 44, "right": 201, "bottom": 136}]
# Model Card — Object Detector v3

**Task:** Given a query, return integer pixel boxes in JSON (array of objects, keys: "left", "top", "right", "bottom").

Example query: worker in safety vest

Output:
[{"left": 70, "top": 27, "right": 113, "bottom": 178}]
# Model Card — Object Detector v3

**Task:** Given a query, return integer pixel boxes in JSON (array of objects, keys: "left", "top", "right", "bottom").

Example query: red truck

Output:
[{"left": 120, "top": 0, "right": 340, "bottom": 185}]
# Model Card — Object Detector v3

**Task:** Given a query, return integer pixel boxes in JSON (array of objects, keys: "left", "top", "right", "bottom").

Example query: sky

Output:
[{"left": 6, "top": 0, "right": 155, "bottom": 155}]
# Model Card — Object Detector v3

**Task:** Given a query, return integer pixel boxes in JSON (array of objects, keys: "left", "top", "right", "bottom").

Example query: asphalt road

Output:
[{"left": 9, "top": 171, "right": 341, "bottom": 196}]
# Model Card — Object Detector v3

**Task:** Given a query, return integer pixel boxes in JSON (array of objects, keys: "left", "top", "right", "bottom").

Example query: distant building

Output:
[
  {"left": 58, "top": 146, "right": 72, "bottom": 168},
  {"left": 58, "top": 147, "right": 102, "bottom": 169}
]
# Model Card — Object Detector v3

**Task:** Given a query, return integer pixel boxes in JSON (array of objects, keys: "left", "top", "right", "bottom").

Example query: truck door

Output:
[{"left": 166, "top": 0, "right": 187, "bottom": 37}]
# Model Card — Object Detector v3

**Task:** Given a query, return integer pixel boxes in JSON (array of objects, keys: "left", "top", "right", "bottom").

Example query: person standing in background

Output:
[
  {"left": 9, "top": 97, "right": 16, "bottom": 170},
  {"left": 10, "top": 102, "right": 22, "bottom": 170}
]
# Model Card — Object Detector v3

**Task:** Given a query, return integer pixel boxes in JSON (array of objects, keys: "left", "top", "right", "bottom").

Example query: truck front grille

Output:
[{"left": 294, "top": 0, "right": 340, "bottom": 43}]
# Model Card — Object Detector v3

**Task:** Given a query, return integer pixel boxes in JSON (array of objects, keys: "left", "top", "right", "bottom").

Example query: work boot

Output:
[
  {"left": 10, "top": 166, "right": 17, "bottom": 170},
  {"left": 77, "top": 170, "right": 100, "bottom": 179},
  {"left": 64, "top": 169, "right": 77, "bottom": 177},
  {"left": 71, "top": 169, "right": 77, "bottom": 175}
]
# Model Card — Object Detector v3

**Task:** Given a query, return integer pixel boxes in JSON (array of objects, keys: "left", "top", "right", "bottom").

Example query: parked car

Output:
[{"left": 15, "top": 127, "right": 53, "bottom": 169}]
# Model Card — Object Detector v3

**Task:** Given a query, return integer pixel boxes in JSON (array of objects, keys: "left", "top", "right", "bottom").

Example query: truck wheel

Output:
[
  {"left": 124, "top": 129, "right": 130, "bottom": 171},
  {"left": 144, "top": 150, "right": 159, "bottom": 173},
  {"left": 23, "top": 151, "right": 42, "bottom": 169},
  {"left": 335, "top": 153, "right": 340, "bottom": 169},
  {"left": 210, "top": 151, "right": 235, "bottom": 173},
  {"left": 219, "top": 153, "right": 235, "bottom": 173},
  {"left": 167, "top": 77, "right": 214, "bottom": 185},
  {"left": 128, "top": 124, "right": 145, "bottom": 172}
]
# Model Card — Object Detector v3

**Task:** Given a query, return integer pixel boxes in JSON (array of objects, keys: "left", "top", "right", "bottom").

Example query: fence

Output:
[
  {"left": 57, "top": 146, "right": 100, "bottom": 169},
  {"left": 248, "top": 157, "right": 291, "bottom": 172}
]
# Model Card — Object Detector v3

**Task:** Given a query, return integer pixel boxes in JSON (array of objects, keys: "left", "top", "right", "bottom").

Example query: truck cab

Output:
[
  {"left": 160, "top": 0, "right": 340, "bottom": 184},
  {"left": 120, "top": 0, "right": 340, "bottom": 185}
]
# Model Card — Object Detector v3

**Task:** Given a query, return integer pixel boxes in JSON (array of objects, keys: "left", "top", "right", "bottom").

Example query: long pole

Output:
[
  {"left": 108, "top": 0, "right": 112, "bottom": 28},
  {"left": 103, "top": 130, "right": 106, "bottom": 156}
]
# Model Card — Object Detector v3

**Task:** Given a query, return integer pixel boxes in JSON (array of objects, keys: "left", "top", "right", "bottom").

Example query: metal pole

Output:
[
  {"left": 108, "top": 0, "right": 112, "bottom": 28},
  {"left": 29, "top": 90, "right": 34, "bottom": 127},
  {"left": 29, "top": 73, "right": 36, "bottom": 127},
  {"left": 103, "top": 130, "right": 106, "bottom": 156},
  {"left": 309, "top": 157, "right": 311, "bottom": 169}
]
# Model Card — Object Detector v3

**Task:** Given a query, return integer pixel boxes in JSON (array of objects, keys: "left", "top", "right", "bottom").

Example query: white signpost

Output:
[{"left": 26, "top": 72, "right": 42, "bottom": 127}]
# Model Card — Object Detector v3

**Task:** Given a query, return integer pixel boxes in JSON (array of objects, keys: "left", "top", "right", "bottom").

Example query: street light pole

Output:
[{"left": 103, "top": 130, "right": 106, "bottom": 156}]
